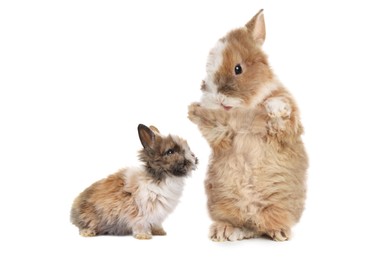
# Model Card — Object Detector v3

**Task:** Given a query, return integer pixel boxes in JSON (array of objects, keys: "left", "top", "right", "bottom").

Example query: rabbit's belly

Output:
[
  {"left": 206, "top": 155, "right": 268, "bottom": 213},
  {"left": 207, "top": 139, "right": 299, "bottom": 217},
  {"left": 206, "top": 134, "right": 307, "bottom": 225}
]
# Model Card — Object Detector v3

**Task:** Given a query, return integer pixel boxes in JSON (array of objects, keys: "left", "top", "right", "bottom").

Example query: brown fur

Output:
[
  {"left": 188, "top": 10, "right": 308, "bottom": 241},
  {"left": 71, "top": 168, "right": 139, "bottom": 236}
]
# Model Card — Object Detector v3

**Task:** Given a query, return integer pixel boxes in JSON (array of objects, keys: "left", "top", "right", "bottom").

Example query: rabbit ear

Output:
[
  {"left": 246, "top": 9, "right": 266, "bottom": 46},
  {"left": 149, "top": 125, "right": 160, "bottom": 134},
  {"left": 138, "top": 124, "right": 155, "bottom": 150}
]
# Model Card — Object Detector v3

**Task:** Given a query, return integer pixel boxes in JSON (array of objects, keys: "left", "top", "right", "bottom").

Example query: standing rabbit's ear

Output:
[
  {"left": 246, "top": 9, "right": 266, "bottom": 46},
  {"left": 138, "top": 124, "right": 155, "bottom": 150}
]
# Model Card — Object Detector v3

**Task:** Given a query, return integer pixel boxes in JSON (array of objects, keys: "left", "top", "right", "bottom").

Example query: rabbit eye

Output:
[
  {"left": 234, "top": 64, "right": 242, "bottom": 75},
  {"left": 165, "top": 149, "right": 175, "bottom": 156}
]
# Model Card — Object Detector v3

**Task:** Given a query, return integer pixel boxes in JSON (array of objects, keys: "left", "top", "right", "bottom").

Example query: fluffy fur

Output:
[
  {"left": 71, "top": 124, "right": 198, "bottom": 239},
  {"left": 188, "top": 10, "right": 308, "bottom": 241}
]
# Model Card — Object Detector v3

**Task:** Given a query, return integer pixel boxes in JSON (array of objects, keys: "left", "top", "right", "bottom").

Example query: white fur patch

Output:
[
  {"left": 264, "top": 97, "right": 291, "bottom": 118},
  {"left": 201, "top": 40, "right": 228, "bottom": 109},
  {"left": 137, "top": 172, "right": 184, "bottom": 225},
  {"left": 206, "top": 40, "right": 226, "bottom": 79},
  {"left": 122, "top": 167, "right": 185, "bottom": 227},
  {"left": 249, "top": 79, "right": 281, "bottom": 107}
]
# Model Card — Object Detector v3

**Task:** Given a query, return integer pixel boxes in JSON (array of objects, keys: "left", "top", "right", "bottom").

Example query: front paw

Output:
[
  {"left": 188, "top": 102, "right": 202, "bottom": 123},
  {"left": 264, "top": 97, "right": 291, "bottom": 118},
  {"left": 188, "top": 102, "right": 201, "bottom": 114}
]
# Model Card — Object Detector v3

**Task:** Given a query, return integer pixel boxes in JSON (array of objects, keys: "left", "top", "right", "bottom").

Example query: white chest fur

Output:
[{"left": 125, "top": 168, "right": 185, "bottom": 225}]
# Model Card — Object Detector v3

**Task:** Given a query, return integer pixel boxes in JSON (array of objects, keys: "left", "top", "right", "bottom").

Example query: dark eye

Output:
[
  {"left": 234, "top": 64, "right": 242, "bottom": 75},
  {"left": 165, "top": 149, "right": 175, "bottom": 156}
]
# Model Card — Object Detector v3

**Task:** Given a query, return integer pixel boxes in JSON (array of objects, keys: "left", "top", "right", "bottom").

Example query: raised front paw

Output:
[
  {"left": 188, "top": 102, "right": 202, "bottom": 123},
  {"left": 209, "top": 222, "right": 255, "bottom": 242},
  {"left": 264, "top": 97, "right": 291, "bottom": 118}
]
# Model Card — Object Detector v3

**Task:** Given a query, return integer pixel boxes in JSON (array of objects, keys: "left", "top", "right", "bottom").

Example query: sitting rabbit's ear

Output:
[
  {"left": 246, "top": 9, "right": 266, "bottom": 46},
  {"left": 149, "top": 125, "right": 160, "bottom": 134},
  {"left": 138, "top": 124, "right": 156, "bottom": 150}
]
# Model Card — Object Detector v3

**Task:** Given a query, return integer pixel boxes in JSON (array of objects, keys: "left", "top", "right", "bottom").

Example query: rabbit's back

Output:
[{"left": 71, "top": 168, "right": 138, "bottom": 235}]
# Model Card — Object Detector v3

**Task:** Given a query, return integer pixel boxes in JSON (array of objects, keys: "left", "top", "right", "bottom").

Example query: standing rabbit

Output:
[
  {"left": 71, "top": 124, "right": 198, "bottom": 239},
  {"left": 188, "top": 10, "right": 308, "bottom": 241}
]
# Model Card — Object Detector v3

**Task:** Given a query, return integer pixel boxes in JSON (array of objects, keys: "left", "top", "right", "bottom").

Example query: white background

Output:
[{"left": 1, "top": 0, "right": 389, "bottom": 259}]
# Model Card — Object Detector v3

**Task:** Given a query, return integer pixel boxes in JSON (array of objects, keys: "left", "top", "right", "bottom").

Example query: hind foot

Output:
[
  {"left": 134, "top": 233, "right": 152, "bottom": 240},
  {"left": 79, "top": 228, "right": 96, "bottom": 237},
  {"left": 266, "top": 229, "right": 290, "bottom": 241},
  {"left": 151, "top": 226, "right": 166, "bottom": 236},
  {"left": 209, "top": 222, "right": 255, "bottom": 242}
]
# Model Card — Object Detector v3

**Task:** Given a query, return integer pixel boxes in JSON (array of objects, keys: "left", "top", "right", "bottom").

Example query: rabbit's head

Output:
[
  {"left": 137, "top": 124, "right": 198, "bottom": 180},
  {"left": 201, "top": 10, "right": 277, "bottom": 110}
]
